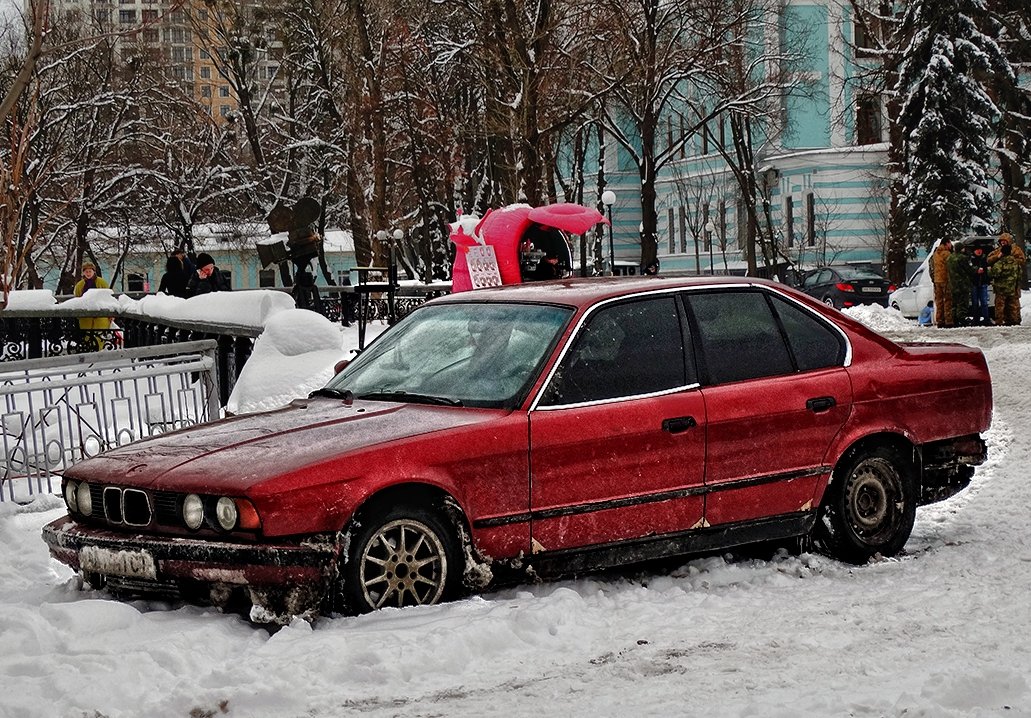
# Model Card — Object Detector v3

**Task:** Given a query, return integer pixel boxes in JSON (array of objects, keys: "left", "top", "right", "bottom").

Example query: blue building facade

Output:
[{"left": 599, "top": 2, "right": 894, "bottom": 275}]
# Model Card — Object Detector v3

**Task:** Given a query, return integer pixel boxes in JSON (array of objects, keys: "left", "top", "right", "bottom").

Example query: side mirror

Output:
[{"left": 333, "top": 359, "right": 350, "bottom": 375}]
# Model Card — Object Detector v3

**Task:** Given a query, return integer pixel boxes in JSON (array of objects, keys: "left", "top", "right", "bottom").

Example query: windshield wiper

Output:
[
  {"left": 357, "top": 391, "right": 463, "bottom": 407},
  {"left": 309, "top": 388, "right": 354, "bottom": 401}
]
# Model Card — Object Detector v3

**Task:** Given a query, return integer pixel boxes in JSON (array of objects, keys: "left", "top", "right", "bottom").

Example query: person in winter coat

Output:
[
  {"left": 969, "top": 246, "right": 991, "bottom": 324},
  {"left": 930, "top": 239, "right": 953, "bottom": 327},
  {"left": 186, "top": 253, "right": 231, "bottom": 296},
  {"left": 158, "top": 253, "right": 190, "bottom": 298},
  {"left": 918, "top": 300, "right": 934, "bottom": 327},
  {"left": 946, "top": 246, "right": 974, "bottom": 325},
  {"left": 987, "top": 232, "right": 1026, "bottom": 270},
  {"left": 73, "top": 261, "right": 112, "bottom": 350},
  {"left": 989, "top": 243, "right": 1022, "bottom": 326}
]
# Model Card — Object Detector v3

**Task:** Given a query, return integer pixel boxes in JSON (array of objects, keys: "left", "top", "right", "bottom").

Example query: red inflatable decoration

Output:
[{"left": 449, "top": 203, "right": 607, "bottom": 292}]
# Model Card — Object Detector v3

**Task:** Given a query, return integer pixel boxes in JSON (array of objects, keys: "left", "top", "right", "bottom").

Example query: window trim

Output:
[
  {"left": 532, "top": 284, "right": 852, "bottom": 410},
  {"left": 531, "top": 287, "right": 705, "bottom": 411},
  {"left": 683, "top": 287, "right": 851, "bottom": 388}
]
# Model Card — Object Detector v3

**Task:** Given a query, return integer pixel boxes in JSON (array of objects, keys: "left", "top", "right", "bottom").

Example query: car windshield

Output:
[
  {"left": 837, "top": 267, "right": 884, "bottom": 280},
  {"left": 325, "top": 302, "right": 574, "bottom": 409}
]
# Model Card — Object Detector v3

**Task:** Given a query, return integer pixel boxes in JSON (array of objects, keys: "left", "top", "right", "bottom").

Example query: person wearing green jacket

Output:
[
  {"left": 946, "top": 246, "right": 973, "bottom": 326},
  {"left": 990, "top": 243, "right": 1022, "bottom": 325}
]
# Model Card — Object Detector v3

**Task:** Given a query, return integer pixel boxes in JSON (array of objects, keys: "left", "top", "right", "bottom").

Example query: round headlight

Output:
[
  {"left": 76, "top": 482, "right": 92, "bottom": 516},
  {"left": 64, "top": 481, "right": 79, "bottom": 512},
  {"left": 215, "top": 497, "right": 238, "bottom": 531},
  {"left": 183, "top": 494, "right": 204, "bottom": 530}
]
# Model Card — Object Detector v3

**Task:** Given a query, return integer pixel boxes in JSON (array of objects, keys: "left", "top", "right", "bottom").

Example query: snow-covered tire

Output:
[
  {"left": 813, "top": 445, "right": 916, "bottom": 564},
  {"left": 340, "top": 504, "right": 463, "bottom": 613}
]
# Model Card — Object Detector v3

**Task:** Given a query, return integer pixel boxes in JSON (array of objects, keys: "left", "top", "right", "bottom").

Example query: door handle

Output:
[
  {"left": 662, "top": 416, "right": 697, "bottom": 434},
  {"left": 806, "top": 396, "right": 836, "bottom": 413}
]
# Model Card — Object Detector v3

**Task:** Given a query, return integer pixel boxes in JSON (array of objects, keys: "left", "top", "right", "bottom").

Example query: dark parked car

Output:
[
  {"left": 799, "top": 265, "right": 896, "bottom": 309},
  {"left": 43, "top": 277, "right": 992, "bottom": 621}
]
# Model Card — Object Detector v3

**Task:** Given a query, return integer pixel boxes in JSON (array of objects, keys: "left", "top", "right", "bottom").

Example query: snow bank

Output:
[
  {"left": 226, "top": 309, "right": 348, "bottom": 414},
  {"left": 842, "top": 303, "right": 918, "bottom": 332},
  {"left": 55, "top": 287, "right": 119, "bottom": 311},
  {"left": 124, "top": 290, "right": 294, "bottom": 328},
  {"left": 2, "top": 289, "right": 58, "bottom": 309}
]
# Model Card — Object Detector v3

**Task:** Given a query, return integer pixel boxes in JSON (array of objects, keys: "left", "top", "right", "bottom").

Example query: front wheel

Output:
[
  {"left": 340, "top": 504, "right": 463, "bottom": 613},
  {"left": 813, "top": 446, "right": 916, "bottom": 564}
]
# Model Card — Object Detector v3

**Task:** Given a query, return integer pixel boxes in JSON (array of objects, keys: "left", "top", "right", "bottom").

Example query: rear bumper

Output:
[{"left": 42, "top": 515, "right": 338, "bottom": 594}]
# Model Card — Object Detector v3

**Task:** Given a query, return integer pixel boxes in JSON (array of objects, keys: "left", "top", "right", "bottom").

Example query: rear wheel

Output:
[
  {"left": 814, "top": 445, "right": 916, "bottom": 564},
  {"left": 340, "top": 504, "right": 463, "bottom": 613},
  {"left": 822, "top": 296, "right": 837, "bottom": 309}
]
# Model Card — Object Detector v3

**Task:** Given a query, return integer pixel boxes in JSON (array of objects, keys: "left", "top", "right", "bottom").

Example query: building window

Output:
[
  {"left": 200, "top": 49, "right": 211, "bottom": 60},
  {"left": 200, "top": 66, "right": 211, "bottom": 80},
  {"left": 856, "top": 95, "right": 882, "bottom": 145},
  {"left": 118, "top": 9, "right": 136, "bottom": 23},
  {"left": 785, "top": 196, "right": 795, "bottom": 248},
  {"left": 220, "top": 105, "right": 231, "bottom": 117},
  {"left": 142, "top": 28, "right": 158, "bottom": 43},
  {"left": 201, "top": 84, "right": 211, "bottom": 98},
  {"left": 679, "top": 206, "right": 688, "bottom": 253},
  {"left": 702, "top": 202, "right": 711, "bottom": 252},
  {"left": 259, "top": 269, "right": 276, "bottom": 288},
  {"left": 171, "top": 47, "right": 185, "bottom": 63},
  {"left": 141, "top": 9, "right": 157, "bottom": 22},
  {"left": 667, "top": 208, "right": 675, "bottom": 253},
  {"left": 718, "top": 200, "right": 727, "bottom": 252},
  {"left": 219, "top": 85, "right": 231, "bottom": 98},
  {"left": 337, "top": 270, "right": 351, "bottom": 286},
  {"left": 806, "top": 192, "right": 816, "bottom": 247},
  {"left": 736, "top": 200, "right": 748, "bottom": 249},
  {"left": 127, "top": 273, "right": 147, "bottom": 293}
]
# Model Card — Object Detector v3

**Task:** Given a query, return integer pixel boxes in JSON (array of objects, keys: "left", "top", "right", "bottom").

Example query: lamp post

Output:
[
  {"left": 602, "top": 190, "right": 616, "bottom": 276},
  {"left": 705, "top": 220, "right": 716, "bottom": 276}
]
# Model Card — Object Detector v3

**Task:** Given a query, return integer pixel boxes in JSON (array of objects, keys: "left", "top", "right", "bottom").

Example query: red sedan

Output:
[{"left": 43, "top": 277, "right": 992, "bottom": 620}]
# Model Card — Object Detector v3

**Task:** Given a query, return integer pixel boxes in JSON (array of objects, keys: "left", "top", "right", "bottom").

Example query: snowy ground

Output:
[{"left": 1, "top": 306, "right": 1030, "bottom": 718}]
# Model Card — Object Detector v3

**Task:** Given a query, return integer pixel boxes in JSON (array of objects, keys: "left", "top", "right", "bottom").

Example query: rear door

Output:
[
  {"left": 685, "top": 289, "right": 853, "bottom": 527},
  {"left": 528, "top": 293, "right": 706, "bottom": 552}
]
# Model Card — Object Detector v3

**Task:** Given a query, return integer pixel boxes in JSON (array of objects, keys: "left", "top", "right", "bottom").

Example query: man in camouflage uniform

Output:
[
  {"left": 946, "top": 245, "right": 973, "bottom": 326},
  {"left": 930, "top": 239, "right": 953, "bottom": 327},
  {"left": 990, "top": 243, "right": 1022, "bottom": 325},
  {"left": 987, "top": 232, "right": 1026, "bottom": 324}
]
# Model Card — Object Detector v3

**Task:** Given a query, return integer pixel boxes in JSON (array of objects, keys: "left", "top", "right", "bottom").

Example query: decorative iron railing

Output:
[
  {"left": 0, "top": 341, "right": 220, "bottom": 502},
  {"left": 0, "top": 285, "right": 447, "bottom": 402}
]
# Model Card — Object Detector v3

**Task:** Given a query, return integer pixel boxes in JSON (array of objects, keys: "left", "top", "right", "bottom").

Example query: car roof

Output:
[{"left": 431, "top": 275, "right": 787, "bottom": 311}]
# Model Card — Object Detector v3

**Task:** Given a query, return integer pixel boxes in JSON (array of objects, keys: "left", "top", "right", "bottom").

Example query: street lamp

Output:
[
  {"left": 602, "top": 190, "right": 616, "bottom": 276},
  {"left": 705, "top": 220, "right": 716, "bottom": 276}
]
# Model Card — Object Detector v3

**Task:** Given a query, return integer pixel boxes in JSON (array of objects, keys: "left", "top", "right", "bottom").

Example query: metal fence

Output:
[{"left": 0, "top": 341, "right": 219, "bottom": 503}]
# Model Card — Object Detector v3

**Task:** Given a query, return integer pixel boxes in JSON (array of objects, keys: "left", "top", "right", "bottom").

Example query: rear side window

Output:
[
  {"left": 769, "top": 295, "right": 845, "bottom": 370},
  {"left": 539, "top": 295, "right": 690, "bottom": 406},
  {"left": 687, "top": 291, "right": 793, "bottom": 384}
]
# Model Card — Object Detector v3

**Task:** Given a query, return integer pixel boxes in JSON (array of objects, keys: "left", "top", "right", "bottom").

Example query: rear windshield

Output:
[{"left": 837, "top": 267, "right": 884, "bottom": 280}]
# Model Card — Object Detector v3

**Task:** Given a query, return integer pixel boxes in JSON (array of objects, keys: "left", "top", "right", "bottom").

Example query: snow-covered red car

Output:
[{"left": 42, "top": 277, "right": 992, "bottom": 620}]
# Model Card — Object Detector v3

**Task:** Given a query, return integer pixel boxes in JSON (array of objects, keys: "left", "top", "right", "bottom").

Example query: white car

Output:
[{"left": 890, "top": 264, "right": 933, "bottom": 319}]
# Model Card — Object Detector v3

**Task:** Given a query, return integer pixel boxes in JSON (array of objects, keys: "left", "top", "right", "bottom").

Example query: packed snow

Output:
[{"left": 1, "top": 302, "right": 1029, "bottom": 718}]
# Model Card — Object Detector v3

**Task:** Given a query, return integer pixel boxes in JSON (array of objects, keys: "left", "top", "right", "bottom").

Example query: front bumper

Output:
[{"left": 42, "top": 516, "right": 339, "bottom": 607}]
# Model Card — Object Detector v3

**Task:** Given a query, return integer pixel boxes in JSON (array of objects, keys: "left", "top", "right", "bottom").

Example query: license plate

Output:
[
  {"left": 80, "top": 546, "right": 158, "bottom": 579},
  {"left": 861, "top": 287, "right": 882, "bottom": 293}
]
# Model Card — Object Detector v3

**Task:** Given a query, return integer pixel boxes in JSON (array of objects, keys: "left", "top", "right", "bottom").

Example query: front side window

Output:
[
  {"left": 539, "top": 295, "right": 690, "bottom": 407},
  {"left": 327, "top": 303, "right": 573, "bottom": 409}
]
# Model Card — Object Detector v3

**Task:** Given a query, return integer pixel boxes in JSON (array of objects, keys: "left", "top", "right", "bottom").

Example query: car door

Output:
[
  {"left": 684, "top": 289, "right": 853, "bottom": 527},
  {"left": 528, "top": 293, "right": 706, "bottom": 553}
]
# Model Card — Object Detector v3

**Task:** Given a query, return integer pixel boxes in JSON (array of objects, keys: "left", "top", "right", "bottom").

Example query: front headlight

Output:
[
  {"left": 76, "top": 482, "right": 92, "bottom": 516},
  {"left": 64, "top": 481, "right": 78, "bottom": 513},
  {"left": 183, "top": 494, "right": 204, "bottom": 530},
  {"left": 215, "top": 497, "right": 238, "bottom": 531}
]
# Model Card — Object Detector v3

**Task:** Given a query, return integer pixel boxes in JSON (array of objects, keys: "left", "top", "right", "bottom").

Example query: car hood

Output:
[{"left": 67, "top": 397, "right": 498, "bottom": 492}]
